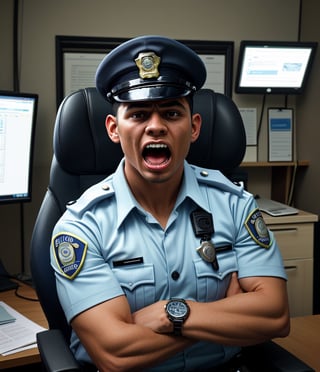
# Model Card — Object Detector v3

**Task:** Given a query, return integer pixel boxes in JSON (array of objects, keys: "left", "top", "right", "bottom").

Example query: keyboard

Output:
[{"left": 256, "top": 197, "right": 298, "bottom": 217}]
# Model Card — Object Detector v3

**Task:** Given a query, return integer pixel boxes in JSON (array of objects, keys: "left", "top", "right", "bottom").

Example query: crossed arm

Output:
[{"left": 71, "top": 273, "right": 290, "bottom": 372}]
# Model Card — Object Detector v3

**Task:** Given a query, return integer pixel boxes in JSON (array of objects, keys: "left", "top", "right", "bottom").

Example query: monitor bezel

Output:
[
  {"left": 0, "top": 90, "right": 38, "bottom": 204},
  {"left": 235, "top": 40, "right": 318, "bottom": 95}
]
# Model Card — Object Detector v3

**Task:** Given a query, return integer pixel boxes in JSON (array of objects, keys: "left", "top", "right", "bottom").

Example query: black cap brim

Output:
[{"left": 113, "top": 85, "right": 194, "bottom": 102}]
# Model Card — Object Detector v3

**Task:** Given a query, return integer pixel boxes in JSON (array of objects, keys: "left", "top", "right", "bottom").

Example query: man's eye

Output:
[
  {"left": 131, "top": 111, "right": 146, "bottom": 120},
  {"left": 166, "top": 110, "right": 180, "bottom": 118}
]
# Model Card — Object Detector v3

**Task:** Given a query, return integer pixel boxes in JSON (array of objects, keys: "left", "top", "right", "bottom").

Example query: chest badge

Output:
[{"left": 191, "top": 208, "right": 219, "bottom": 270}]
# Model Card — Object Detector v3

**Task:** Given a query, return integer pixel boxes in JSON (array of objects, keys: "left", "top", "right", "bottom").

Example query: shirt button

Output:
[{"left": 171, "top": 271, "right": 180, "bottom": 280}]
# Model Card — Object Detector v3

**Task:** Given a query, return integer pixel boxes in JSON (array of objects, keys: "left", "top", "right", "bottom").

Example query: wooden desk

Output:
[
  {"left": 274, "top": 315, "right": 320, "bottom": 370},
  {"left": 0, "top": 281, "right": 48, "bottom": 369},
  {"left": 1, "top": 283, "right": 319, "bottom": 370}
]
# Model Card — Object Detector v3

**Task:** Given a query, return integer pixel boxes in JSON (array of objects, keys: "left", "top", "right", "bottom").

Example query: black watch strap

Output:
[{"left": 172, "top": 319, "right": 184, "bottom": 336}]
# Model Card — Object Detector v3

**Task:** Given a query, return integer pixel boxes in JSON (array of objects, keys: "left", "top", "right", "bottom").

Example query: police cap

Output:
[{"left": 95, "top": 35, "right": 207, "bottom": 103}]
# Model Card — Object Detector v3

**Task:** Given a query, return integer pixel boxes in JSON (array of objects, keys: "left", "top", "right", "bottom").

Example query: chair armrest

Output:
[
  {"left": 37, "top": 329, "right": 81, "bottom": 372},
  {"left": 242, "top": 340, "right": 315, "bottom": 372}
]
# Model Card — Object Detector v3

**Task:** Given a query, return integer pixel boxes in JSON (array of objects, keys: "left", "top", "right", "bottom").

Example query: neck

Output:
[{"left": 127, "top": 174, "right": 182, "bottom": 229}]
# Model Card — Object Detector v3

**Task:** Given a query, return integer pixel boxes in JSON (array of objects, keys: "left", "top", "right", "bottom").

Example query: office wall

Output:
[
  {"left": 1, "top": 0, "right": 317, "bottom": 275},
  {"left": 294, "top": 0, "right": 320, "bottom": 213}
]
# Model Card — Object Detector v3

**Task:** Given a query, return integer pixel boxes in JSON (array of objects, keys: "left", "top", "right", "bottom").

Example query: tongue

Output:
[{"left": 145, "top": 153, "right": 167, "bottom": 165}]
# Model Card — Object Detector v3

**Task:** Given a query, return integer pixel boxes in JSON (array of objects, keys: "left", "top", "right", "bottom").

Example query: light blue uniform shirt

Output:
[{"left": 51, "top": 159, "right": 286, "bottom": 371}]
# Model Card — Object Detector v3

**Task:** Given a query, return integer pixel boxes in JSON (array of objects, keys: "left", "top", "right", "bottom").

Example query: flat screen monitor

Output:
[
  {"left": 235, "top": 40, "right": 318, "bottom": 94},
  {"left": 0, "top": 91, "right": 38, "bottom": 203}
]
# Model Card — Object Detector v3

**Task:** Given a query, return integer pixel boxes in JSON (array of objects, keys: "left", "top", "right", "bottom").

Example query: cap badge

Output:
[{"left": 135, "top": 52, "right": 160, "bottom": 79}]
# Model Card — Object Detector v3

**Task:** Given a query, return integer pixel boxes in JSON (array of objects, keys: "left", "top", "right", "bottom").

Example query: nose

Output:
[{"left": 145, "top": 112, "right": 167, "bottom": 136}]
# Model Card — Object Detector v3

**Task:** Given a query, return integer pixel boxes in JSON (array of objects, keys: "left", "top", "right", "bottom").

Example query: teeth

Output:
[{"left": 146, "top": 144, "right": 168, "bottom": 149}]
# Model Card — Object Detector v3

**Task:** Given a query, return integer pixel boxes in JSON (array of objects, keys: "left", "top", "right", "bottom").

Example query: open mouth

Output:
[{"left": 142, "top": 143, "right": 171, "bottom": 167}]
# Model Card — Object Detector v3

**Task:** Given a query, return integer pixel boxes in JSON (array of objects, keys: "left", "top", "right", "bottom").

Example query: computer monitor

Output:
[
  {"left": 0, "top": 91, "right": 38, "bottom": 203},
  {"left": 235, "top": 40, "right": 318, "bottom": 95}
]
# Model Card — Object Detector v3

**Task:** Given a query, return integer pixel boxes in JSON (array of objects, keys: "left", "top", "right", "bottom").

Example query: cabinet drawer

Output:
[
  {"left": 284, "top": 258, "right": 313, "bottom": 316},
  {"left": 269, "top": 223, "right": 313, "bottom": 259}
]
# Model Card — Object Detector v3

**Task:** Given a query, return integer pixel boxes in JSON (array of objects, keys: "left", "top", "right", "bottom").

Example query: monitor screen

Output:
[
  {"left": 0, "top": 91, "right": 38, "bottom": 203},
  {"left": 235, "top": 40, "right": 318, "bottom": 94}
]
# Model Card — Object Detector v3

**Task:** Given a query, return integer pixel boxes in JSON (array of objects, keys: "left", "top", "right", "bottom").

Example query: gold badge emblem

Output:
[{"left": 135, "top": 52, "right": 161, "bottom": 79}]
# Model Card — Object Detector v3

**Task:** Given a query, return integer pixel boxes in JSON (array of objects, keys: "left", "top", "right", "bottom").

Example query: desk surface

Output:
[
  {"left": 262, "top": 209, "right": 318, "bottom": 225},
  {"left": 1, "top": 283, "right": 319, "bottom": 370},
  {"left": 274, "top": 314, "right": 320, "bottom": 370},
  {"left": 0, "top": 281, "right": 48, "bottom": 369}
]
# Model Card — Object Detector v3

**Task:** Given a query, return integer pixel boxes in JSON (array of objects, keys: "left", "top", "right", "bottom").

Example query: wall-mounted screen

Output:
[
  {"left": 235, "top": 40, "right": 317, "bottom": 94},
  {"left": 0, "top": 91, "right": 38, "bottom": 203},
  {"left": 55, "top": 36, "right": 234, "bottom": 107}
]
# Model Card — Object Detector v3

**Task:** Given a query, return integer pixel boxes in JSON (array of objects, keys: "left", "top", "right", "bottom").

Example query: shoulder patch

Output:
[
  {"left": 245, "top": 209, "right": 271, "bottom": 248},
  {"left": 52, "top": 233, "right": 88, "bottom": 279}
]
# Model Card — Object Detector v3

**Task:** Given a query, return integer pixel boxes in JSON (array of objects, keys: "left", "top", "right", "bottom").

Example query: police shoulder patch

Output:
[
  {"left": 52, "top": 232, "right": 88, "bottom": 279},
  {"left": 244, "top": 208, "right": 271, "bottom": 248}
]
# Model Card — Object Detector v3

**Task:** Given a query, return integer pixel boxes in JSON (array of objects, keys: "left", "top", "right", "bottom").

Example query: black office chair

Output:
[{"left": 30, "top": 88, "right": 313, "bottom": 372}]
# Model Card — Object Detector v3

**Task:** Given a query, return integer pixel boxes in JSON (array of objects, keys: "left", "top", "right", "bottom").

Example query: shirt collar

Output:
[
  {"left": 112, "top": 159, "right": 209, "bottom": 228},
  {"left": 112, "top": 159, "right": 138, "bottom": 228},
  {"left": 175, "top": 160, "right": 210, "bottom": 213}
]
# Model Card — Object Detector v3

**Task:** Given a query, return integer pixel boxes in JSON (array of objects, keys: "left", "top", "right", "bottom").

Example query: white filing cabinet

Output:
[{"left": 263, "top": 210, "right": 318, "bottom": 317}]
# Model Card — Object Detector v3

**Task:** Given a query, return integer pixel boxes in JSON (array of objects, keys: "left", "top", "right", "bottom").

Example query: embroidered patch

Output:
[
  {"left": 52, "top": 233, "right": 88, "bottom": 279},
  {"left": 245, "top": 209, "right": 271, "bottom": 248}
]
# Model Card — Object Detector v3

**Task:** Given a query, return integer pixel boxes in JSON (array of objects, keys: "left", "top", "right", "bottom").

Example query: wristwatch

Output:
[{"left": 165, "top": 298, "right": 190, "bottom": 336}]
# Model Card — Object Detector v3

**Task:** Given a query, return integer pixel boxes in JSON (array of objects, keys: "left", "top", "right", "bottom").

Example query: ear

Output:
[
  {"left": 105, "top": 114, "right": 120, "bottom": 143},
  {"left": 191, "top": 113, "right": 202, "bottom": 143}
]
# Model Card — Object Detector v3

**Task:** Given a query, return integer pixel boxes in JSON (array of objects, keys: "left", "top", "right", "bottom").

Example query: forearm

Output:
[
  {"left": 72, "top": 296, "right": 193, "bottom": 372},
  {"left": 184, "top": 277, "right": 290, "bottom": 346},
  {"left": 101, "top": 322, "right": 193, "bottom": 371}
]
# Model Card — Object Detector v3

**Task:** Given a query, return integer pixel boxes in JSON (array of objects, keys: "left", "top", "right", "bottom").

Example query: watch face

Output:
[{"left": 167, "top": 300, "right": 188, "bottom": 318}]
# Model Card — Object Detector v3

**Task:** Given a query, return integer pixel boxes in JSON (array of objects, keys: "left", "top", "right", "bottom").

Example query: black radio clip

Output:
[{"left": 190, "top": 208, "right": 219, "bottom": 270}]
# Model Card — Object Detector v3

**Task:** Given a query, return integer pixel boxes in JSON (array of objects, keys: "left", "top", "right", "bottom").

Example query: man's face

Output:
[{"left": 106, "top": 97, "right": 201, "bottom": 185}]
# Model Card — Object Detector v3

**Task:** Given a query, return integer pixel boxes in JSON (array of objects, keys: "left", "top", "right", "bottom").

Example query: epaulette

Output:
[
  {"left": 66, "top": 179, "right": 115, "bottom": 214},
  {"left": 191, "top": 165, "right": 243, "bottom": 196}
]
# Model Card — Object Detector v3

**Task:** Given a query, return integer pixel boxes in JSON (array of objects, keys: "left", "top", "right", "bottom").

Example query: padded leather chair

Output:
[{"left": 30, "top": 87, "right": 314, "bottom": 372}]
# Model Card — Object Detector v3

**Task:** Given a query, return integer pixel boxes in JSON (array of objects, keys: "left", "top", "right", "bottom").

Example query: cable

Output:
[
  {"left": 298, "top": 0, "right": 302, "bottom": 42},
  {"left": 13, "top": 0, "right": 19, "bottom": 91},
  {"left": 287, "top": 162, "right": 298, "bottom": 206},
  {"left": 0, "top": 273, "right": 39, "bottom": 301},
  {"left": 13, "top": 0, "right": 27, "bottom": 275},
  {"left": 256, "top": 94, "right": 266, "bottom": 143},
  {"left": 14, "top": 285, "right": 39, "bottom": 302}
]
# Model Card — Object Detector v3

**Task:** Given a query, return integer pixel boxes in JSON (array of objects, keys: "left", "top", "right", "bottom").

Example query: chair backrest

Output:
[{"left": 30, "top": 87, "right": 246, "bottom": 341}]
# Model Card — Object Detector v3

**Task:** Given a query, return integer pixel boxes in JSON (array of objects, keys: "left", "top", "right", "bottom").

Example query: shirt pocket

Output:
[
  {"left": 112, "top": 264, "right": 155, "bottom": 311},
  {"left": 193, "top": 249, "right": 238, "bottom": 302}
]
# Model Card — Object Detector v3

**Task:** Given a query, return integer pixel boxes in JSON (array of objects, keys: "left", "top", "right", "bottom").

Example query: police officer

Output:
[{"left": 51, "top": 35, "right": 290, "bottom": 371}]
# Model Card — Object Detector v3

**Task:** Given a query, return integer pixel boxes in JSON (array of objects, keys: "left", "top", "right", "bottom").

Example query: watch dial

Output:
[{"left": 168, "top": 301, "right": 187, "bottom": 318}]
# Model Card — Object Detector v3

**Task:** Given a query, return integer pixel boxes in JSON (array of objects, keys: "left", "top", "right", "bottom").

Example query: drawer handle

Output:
[
  {"left": 284, "top": 266, "right": 297, "bottom": 271},
  {"left": 270, "top": 228, "right": 298, "bottom": 233}
]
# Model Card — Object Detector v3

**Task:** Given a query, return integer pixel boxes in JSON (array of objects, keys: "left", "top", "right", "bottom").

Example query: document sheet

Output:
[{"left": 0, "top": 301, "right": 47, "bottom": 355}]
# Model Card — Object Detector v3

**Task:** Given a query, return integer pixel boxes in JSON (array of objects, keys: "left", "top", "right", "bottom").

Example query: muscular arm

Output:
[
  {"left": 71, "top": 275, "right": 289, "bottom": 371},
  {"left": 133, "top": 275, "right": 290, "bottom": 346},
  {"left": 184, "top": 276, "right": 290, "bottom": 345},
  {"left": 71, "top": 295, "right": 193, "bottom": 372}
]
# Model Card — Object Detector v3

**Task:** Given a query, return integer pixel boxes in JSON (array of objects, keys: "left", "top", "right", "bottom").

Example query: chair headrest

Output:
[
  {"left": 54, "top": 88, "right": 246, "bottom": 175},
  {"left": 189, "top": 89, "right": 246, "bottom": 172}
]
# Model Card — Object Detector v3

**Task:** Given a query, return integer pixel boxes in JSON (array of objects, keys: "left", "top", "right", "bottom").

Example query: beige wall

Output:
[
  {"left": 1, "top": 0, "right": 319, "bottom": 275},
  {"left": 295, "top": 0, "right": 320, "bottom": 213}
]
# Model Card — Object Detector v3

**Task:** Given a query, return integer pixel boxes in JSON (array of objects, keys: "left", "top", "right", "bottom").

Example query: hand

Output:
[
  {"left": 226, "top": 272, "right": 244, "bottom": 297},
  {"left": 132, "top": 300, "right": 173, "bottom": 334}
]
